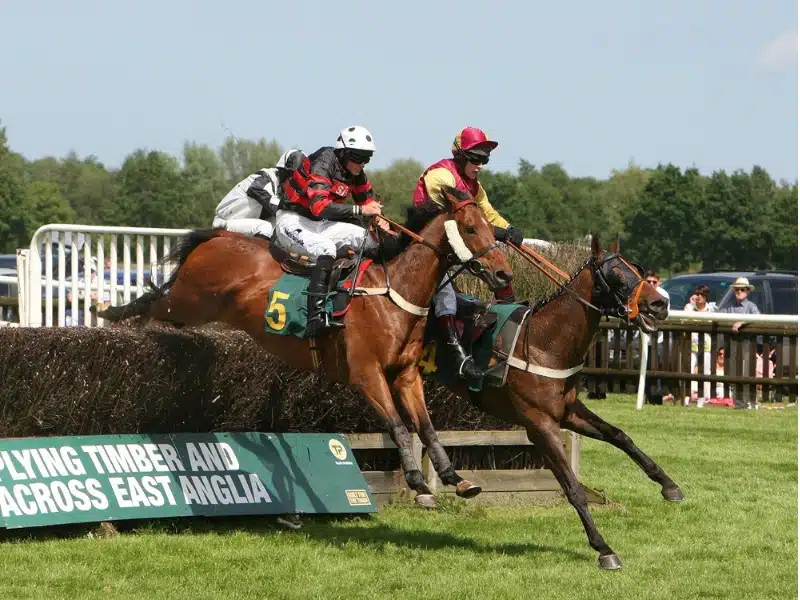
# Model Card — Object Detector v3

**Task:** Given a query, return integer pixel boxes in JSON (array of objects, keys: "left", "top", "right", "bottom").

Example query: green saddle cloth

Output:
[
  {"left": 418, "top": 300, "right": 528, "bottom": 392},
  {"left": 263, "top": 274, "right": 334, "bottom": 340}
]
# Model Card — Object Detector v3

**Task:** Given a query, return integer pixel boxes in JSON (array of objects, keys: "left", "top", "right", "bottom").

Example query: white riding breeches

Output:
[
  {"left": 274, "top": 210, "right": 378, "bottom": 258},
  {"left": 213, "top": 216, "right": 275, "bottom": 239}
]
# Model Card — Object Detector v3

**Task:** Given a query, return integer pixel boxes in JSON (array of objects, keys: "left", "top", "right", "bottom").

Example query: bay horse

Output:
[
  {"left": 450, "top": 236, "right": 681, "bottom": 569},
  {"left": 95, "top": 187, "right": 514, "bottom": 508}
]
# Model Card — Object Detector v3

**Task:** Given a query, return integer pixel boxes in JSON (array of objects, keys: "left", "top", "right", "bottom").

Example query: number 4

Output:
[
  {"left": 265, "top": 291, "right": 291, "bottom": 331},
  {"left": 418, "top": 342, "right": 438, "bottom": 374}
]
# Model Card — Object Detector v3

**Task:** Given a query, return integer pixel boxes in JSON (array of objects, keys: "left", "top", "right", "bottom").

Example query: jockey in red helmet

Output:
[{"left": 412, "top": 127, "right": 523, "bottom": 380}]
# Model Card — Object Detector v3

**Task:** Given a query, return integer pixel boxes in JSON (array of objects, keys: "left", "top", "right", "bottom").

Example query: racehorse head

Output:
[
  {"left": 590, "top": 236, "right": 668, "bottom": 333},
  {"left": 438, "top": 185, "right": 514, "bottom": 293}
]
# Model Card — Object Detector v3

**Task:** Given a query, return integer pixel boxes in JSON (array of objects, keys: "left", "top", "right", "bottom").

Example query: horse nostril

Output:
[
  {"left": 651, "top": 297, "right": 668, "bottom": 313},
  {"left": 496, "top": 270, "right": 513, "bottom": 284}
]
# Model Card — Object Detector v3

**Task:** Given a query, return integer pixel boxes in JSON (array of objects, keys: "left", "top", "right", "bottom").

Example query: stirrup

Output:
[
  {"left": 458, "top": 356, "right": 485, "bottom": 379},
  {"left": 323, "top": 313, "right": 344, "bottom": 329},
  {"left": 307, "top": 313, "right": 343, "bottom": 337}
]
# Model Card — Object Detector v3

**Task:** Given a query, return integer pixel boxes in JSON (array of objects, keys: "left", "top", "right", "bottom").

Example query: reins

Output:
[{"left": 507, "top": 243, "right": 612, "bottom": 316}]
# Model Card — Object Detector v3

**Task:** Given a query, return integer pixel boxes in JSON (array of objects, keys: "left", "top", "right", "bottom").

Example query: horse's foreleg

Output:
[
  {"left": 392, "top": 367, "right": 481, "bottom": 499},
  {"left": 355, "top": 367, "right": 436, "bottom": 508},
  {"left": 563, "top": 400, "right": 684, "bottom": 501},
  {"left": 524, "top": 412, "right": 622, "bottom": 570}
]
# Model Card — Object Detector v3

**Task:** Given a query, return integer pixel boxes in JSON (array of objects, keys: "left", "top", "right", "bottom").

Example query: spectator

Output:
[
  {"left": 717, "top": 277, "right": 760, "bottom": 332},
  {"left": 684, "top": 284, "right": 716, "bottom": 312},
  {"left": 643, "top": 271, "right": 673, "bottom": 405},
  {"left": 645, "top": 271, "right": 670, "bottom": 304},
  {"left": 686, "top": 284, "right": 715, "bottom": 399},
  {"left": 754, "top": 344, "right": 776, "bottom": 404},
  {"left": 704, "top": 347, "right": 735, "bottom": 408}
]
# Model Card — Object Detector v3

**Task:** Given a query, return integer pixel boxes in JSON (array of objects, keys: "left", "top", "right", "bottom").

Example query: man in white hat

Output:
[{"left": 718, "top": 277, "right": 760, "bottom": 332}]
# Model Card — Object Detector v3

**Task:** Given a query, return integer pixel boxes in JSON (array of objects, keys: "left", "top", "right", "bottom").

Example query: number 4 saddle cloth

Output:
[{"left": 418, "top": 297, "right": 530, "bottom": 392}]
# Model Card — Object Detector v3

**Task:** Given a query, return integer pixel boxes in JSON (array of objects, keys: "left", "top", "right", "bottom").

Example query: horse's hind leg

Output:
[
  {"left": 524, "top": 412, "right": 622, "bottom": 569},
  {"left": 563, "top": 400, "right": 684, "bottom": 501},
  {"left": 354, "top": 367, "right": 437, "bottom": 508},
  {"left": 392, "top": 367, "right": 481, "bottom": 499}
]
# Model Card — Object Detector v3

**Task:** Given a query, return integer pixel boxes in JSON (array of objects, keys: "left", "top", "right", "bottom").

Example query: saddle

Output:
[{"left": 268, "top": 243, "right": 373, "bottom": 319}]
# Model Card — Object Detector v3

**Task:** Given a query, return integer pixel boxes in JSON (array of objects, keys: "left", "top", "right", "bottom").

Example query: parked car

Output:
[{"left": 660, "top": 271, "right": 798, "bottom": 315}]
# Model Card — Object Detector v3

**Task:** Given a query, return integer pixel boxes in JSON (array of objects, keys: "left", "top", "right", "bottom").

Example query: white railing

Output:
[
  {"left": 27, "top": 225, "right": 189, "bottom": 327},
  {"left": 635, "top": 310, "right": 799, "bottom": 409}
]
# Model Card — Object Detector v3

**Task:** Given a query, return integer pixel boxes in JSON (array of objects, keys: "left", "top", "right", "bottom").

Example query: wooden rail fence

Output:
[
  {"left": 585, "top": 319, "right": 798, "bottom": 406},
  {"left": 343, "top": 430, "right": 605, "bottom": 505}
]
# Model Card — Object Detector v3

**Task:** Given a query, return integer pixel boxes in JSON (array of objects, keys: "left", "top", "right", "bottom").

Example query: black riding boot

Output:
[
  {"left": 439, "top": 315, "right": 485, "bottom": 380},
  {"left": 306, "top": 255, "right": 342, "bottom": 337}
]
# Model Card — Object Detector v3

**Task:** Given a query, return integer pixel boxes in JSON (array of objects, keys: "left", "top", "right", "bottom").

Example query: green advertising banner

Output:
[{"left": 0, "top": 432, "right": 376, "bottom": 529}]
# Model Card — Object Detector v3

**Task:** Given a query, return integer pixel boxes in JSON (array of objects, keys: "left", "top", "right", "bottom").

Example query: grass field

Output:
[{"left": 2, "top": 395, "right": 797, "bottom": 600}]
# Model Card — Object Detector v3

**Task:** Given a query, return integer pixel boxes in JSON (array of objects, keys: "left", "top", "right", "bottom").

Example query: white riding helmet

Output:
[
  {"left": 335, "top": 126, "right": 376, "bottom": 152},
  {"left": 275, "top": 148, "right": 305, "bottom": 171}
]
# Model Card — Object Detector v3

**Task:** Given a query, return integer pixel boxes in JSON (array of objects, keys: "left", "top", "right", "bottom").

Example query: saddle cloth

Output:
[
  {"left": 418, "top": 299, "right": 530, "bottom": 392},
  {"left": 263, "top": 251, "right": 373, "bottom": 339}
]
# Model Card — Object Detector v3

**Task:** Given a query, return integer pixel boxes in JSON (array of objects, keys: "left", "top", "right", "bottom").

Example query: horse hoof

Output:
[
  {"left": 598, "top": 553, "right": 623, "bottom": 570},
  {"left": 455, "top": 480, "right": 482, "bottom": 499},
  {"left": 662, "top": 486, "right": 685, "bottom": 502},
  {"left": 414, "top": 493, "right": 438, "bottom": 509}
]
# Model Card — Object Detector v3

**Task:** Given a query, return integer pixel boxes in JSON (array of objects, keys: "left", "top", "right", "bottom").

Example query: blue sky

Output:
[{"left": 1, "top": 1, "right": 797, "bottom": 181}]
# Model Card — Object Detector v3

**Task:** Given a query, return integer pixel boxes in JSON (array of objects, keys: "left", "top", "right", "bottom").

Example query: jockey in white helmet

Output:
[{"left": 275, "top": 125, "right": 389, "bottom": 336}]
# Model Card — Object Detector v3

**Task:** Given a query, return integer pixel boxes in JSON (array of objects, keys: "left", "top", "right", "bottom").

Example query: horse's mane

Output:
[
  {"left": 376, "top": 199, "right": 444, "bottom": 261},
  {"left": 526, "top": 255, "right": 594, "bottom": 316},
  {"left": 404, "top": 200, "right": 444, "bottom": 234}
]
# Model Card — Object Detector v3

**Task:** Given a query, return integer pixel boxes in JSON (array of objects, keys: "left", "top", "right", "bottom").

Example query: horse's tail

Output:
[
  {"left": 93, "top": 287, "right": 161, "bottom": 322},
  {"left": 93, "top": 228, "right": 225, "bottom": 323}
]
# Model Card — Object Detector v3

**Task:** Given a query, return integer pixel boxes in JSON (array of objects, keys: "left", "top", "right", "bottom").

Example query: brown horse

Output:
[
  {"left": 96, "top": 186, "right": 514, "bottom": 508},
  {"left": 450, "top": 236, "right": 680, "bottom": 569}
]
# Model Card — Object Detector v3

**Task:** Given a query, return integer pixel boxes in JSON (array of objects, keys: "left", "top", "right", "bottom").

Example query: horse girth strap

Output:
[
  {"left": 505, "top": 356, "right": 584, "bottom": 379},
  {"left": 490, "top": 307, "right": 584, "bottom": 380},
  {"left": 353, "top": 286, "right": 429, "bottom": 316}
]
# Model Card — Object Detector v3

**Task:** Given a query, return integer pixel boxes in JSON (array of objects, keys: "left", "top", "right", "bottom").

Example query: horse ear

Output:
[
  {"left": 609, "top": 238, "right": 620, "bottom": 254},
  {"left": 441, "top": 185, "right": 473, "bottom": 211},
  {"left": 440, "top": 186, "right": 457, "bottom": 212},
  {"left": 590, "top": 234, "right": 602, "bottom": 258}
]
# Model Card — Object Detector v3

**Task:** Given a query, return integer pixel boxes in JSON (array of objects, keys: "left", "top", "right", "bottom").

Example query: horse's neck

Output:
[
  {"left": 528, "top": 266, "right": 601, "bottom": 366},
  {"left": 381, "top": 215, "right": 449, "bottom": 309}
]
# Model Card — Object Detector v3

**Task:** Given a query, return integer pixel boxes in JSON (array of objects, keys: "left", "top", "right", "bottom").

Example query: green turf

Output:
[{"left": 2, "top": 395, "right": 796, "bottom": 600}]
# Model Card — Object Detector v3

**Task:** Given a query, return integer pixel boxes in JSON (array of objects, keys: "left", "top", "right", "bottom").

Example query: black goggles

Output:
[
  {"left": 464, "top": 153, "right": 489, "bottom": 165},
  {"left": 347, "top": 152, "right": 372, "bottom": 164}
]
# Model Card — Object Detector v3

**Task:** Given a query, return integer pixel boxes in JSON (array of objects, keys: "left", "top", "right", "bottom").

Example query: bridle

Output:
[
  {"left": 590, "top": 253, "right": 648, "bottom": 320},
  {"left": 508, "top": 244, "right": 647, "bottom": 321}
]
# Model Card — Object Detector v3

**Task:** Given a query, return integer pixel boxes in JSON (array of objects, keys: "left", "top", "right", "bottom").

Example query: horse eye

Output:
[{"left": 464, "top": 226, "right": 476, "bottom": 234}]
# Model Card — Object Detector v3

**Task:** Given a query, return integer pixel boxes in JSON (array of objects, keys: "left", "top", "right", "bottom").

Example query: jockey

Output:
[
  {"left": 213, "top": 149, "right": 306, "bottom": 240},
  {"left": 412, "top": 126, "right": 523, "bottom": 380},
  {"left": 276, "top": 125, "right": 387, "bottom": 337}
]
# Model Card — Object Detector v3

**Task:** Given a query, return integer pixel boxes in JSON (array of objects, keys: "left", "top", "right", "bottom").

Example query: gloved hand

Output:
[{"left": 505, "top": 225, "right": 524, "bottom": 246}]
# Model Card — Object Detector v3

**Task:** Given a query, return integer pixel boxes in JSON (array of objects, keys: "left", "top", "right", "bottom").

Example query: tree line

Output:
[{"left": 0, "top": 124, "right": 796, "bottom": 275}]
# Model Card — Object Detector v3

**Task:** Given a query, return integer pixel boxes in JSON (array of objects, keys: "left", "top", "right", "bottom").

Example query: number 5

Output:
[{"left": 265, "top": 291, "right": 291, "bottom": 331}]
